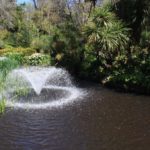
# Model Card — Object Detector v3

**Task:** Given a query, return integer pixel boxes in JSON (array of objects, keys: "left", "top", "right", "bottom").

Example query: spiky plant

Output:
[{"left": 84, "top": 7, "right": 129, "bottom": 61}]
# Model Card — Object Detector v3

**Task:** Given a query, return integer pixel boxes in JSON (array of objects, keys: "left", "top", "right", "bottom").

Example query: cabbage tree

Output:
[{"left": 84, "top": 7, "right": 129, "bottom": 62}]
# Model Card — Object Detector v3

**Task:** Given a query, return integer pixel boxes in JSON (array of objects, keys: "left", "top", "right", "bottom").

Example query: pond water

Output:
[{"left": 0, "top": 81, "right": 149, "bottom": 150}]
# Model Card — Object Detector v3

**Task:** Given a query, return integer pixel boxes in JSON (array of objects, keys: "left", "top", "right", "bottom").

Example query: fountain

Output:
[{"left": 3, "top": 67, "right": 85, "bottom": 109}]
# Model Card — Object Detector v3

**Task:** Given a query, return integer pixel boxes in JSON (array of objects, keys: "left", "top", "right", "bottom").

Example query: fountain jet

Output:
[{"left": 4, "top": 67, "right": 86, "bottom": 109}]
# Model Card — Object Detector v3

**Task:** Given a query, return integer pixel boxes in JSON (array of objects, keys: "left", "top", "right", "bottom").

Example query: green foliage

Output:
[
  {"left": 0, "top": 58, "right": 19, "bottom": 78},
  {"left": 0, "top": 29, "right": 9, "bottom": 49},
  {"left": 84, "top": 7, "right": 130, "bottom": 61},
  {"left": 5, "top": 5, "right": 39, "bottom": 48},
  {"left": 0, "top": 0, "right": 150, "bottom": 94},
  {"left": 0, "top": 57, "right": 20, "bottom": 114},
  {"left": 111, "top": 0, "right": 150, "bottom": 42},
  {"left": 8, "top": 27, "right": 31, "bottom": 47},
  {"left": 24, "top": 53, "right": 51, "bottom": 66},
  {"left": 140, "top": 30, "right": 150, "bottom": 48},
  {"left": 0, "top": 29, "right": 10, "bottom": 41},
  {"left": 31, "top": 35, "right": 51, "bottom": 53},
  {"left": 49, "top": 20, "right": 84, "bottom": 72},
  {"left": 0, "top": 40, "right": 5, "bottom": 49},
  {"left": 15, "top": 87, "right": 30, "bottom": 97},
  {"left": 4, "top": 53, "right": 24, "bottom": 65},
  {"left": 0, "top": 98, "right": 6, "bottom": 114},
  {"left": 99, "top": 45, "right": 150, "bottom": 93},
  {"left": 0, "top": 47, "right": 36, "bottom": 56}
]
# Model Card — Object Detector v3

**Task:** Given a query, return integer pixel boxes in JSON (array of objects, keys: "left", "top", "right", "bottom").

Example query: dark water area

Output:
[{"left": 0, "top": 82, "right": 150, "bottom": 150}]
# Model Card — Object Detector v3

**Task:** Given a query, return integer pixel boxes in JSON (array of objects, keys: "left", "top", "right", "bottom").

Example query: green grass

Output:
[{"left": 0, "top": 57, "right": 19, "bottom": 114}]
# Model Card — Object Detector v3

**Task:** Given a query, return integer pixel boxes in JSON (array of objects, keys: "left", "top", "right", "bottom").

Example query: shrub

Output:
[
  {"left": 0, "top": 29, "right": 9, "bottom": 41},
  {"left": 0, "top": 57, "right": 19, "bottom": 77},
  {"left": 100, "top": 45, "right": 150, "bottom": 93},
  {"left": 0, "top": 57, "right": 21, "bottom": 114},
  {"left": 0, "top": 40, "right": 5, "bottom": 49},
  {"left": 49, "top": 21, "right": 84, "bottom": 72},
  {"left": 4, "top": 52, "right": 24, "bottom": 65},
  {"left": 7, "top": 29, "right": 32, "bottom": 48},
  {"left": 24, "top": 53, "right": 51, "bottom": 66},
  {"left": 0, "top": 47, "right": 36, "bottom": 56},
  {"left": 31, "top": 35, "right": 51, "bottom": 53},
  {"left": 0, "top": 98, "right": 6, "bottom": 115},
  {"left": 5, "top": 6, "right": 38, "bottom": 48},
  {"left": 140, "top": 30, "right": 150, "bottom": 48}
]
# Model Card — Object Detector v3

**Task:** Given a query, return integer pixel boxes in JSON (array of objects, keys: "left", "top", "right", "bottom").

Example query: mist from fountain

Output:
[{"left": 4, "top": 67, "right": 86, "bottom": 109}]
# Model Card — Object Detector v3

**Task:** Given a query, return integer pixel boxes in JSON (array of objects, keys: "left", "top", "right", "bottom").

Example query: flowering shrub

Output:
[{"left": 24, "top": 53, "right": 51, "bottom": 66}]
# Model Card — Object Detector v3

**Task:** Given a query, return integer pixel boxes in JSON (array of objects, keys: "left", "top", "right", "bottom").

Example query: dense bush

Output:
[
  {"left": 140, "top": 30, "right": 150, "bottom": 48},
  {"left": 0, "top": 40, "right": 5, "bottom": 49},
  {"left": 24, "top": 53, "right": 51, "bottom": 66},
  {"left": 0, "top": 30, "right": 9, "bottom": 41},
  {"left": 31, "top": 35, "right": 51, "bottom": 53},
  {"left": 0, "top": 57, "right": 19, "bottom": 77},
  {"left": 4, "top": 5, "right": 39, "bottom": 48},
  {"left": 4, "top": 52, "right": 24, "bottom": 65},
  {"left": 49, "top": 20, "right": 85, "bottom": 73},
  {"left": 7, "top": 27, "right": 31, "bottom": 47},
  {"left": 89, "top": 45, "right": 150, "bottom": 93},
  {"left": 0, "top": 57, "right": 21, "bottom": 114}
]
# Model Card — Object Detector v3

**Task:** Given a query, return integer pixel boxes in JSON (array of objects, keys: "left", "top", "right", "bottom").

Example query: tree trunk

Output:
[{"left": 32, "top": 0, "right": 37, "bottom": 9}]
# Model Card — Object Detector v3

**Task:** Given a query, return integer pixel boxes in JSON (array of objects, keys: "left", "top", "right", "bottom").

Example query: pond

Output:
[{"left": 0, "top": 81, "right": 149, "bottom": 150}]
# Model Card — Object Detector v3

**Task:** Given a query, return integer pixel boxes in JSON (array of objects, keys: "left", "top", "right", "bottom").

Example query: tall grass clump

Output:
[{"left": 0, "top": 58, "right": 19, "bottom": 114}]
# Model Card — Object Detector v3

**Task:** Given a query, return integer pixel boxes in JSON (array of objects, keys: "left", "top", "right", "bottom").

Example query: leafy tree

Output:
[
  {"left": 0, "top": 0, "right": 16, "bottom": 29},
  {"left": 7, "top": 5, "right": 38, "bottom": 47}
]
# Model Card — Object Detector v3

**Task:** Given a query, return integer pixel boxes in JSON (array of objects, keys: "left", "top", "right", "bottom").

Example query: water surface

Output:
[{"left": 0, "top": 82, "right": 150, "bottom": 150}]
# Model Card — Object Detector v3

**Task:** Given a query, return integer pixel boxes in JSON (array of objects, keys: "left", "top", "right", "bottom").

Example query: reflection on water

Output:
[{"left": 0, "top": 82, "right": 150, "bottom": 150}]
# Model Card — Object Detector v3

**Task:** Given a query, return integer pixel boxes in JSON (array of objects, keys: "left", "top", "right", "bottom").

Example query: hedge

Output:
[{"left": 0, "top": 47, "right": 36, "bottom": 56}]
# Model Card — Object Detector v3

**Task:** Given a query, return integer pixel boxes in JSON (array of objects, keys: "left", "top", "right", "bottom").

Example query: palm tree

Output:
[{"left": 84, "top": 7, "right": 129, "bottom": 62}]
